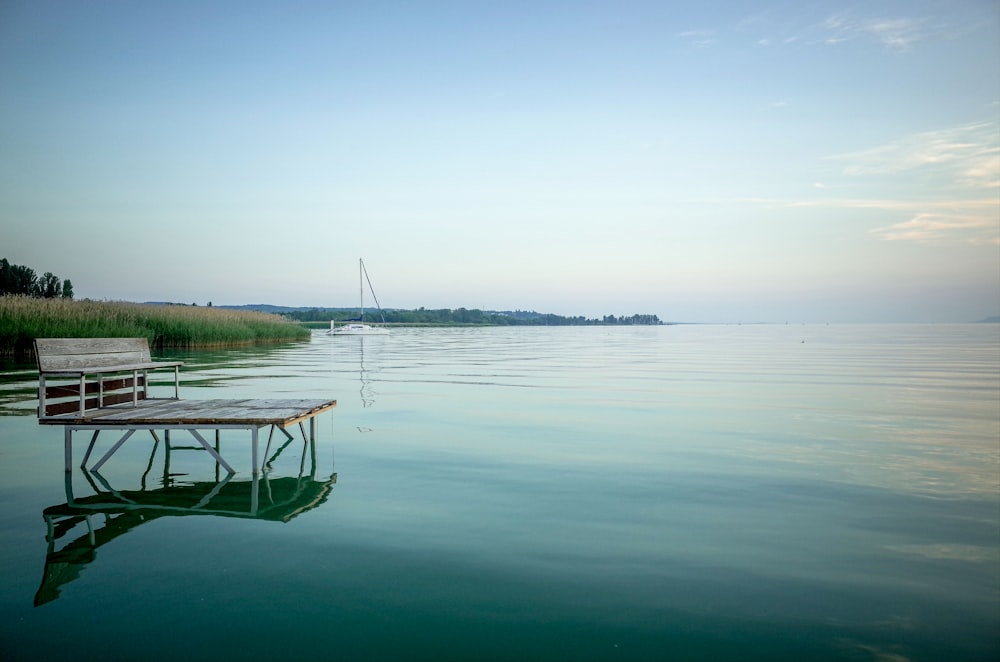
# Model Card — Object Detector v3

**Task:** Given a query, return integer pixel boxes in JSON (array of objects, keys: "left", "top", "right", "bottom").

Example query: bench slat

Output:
[{"left": 35, "top": 338, "right": 153, "bottom": 372}]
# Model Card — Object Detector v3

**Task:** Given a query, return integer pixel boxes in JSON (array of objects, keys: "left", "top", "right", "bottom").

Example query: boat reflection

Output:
[
  {"left": 35, "top": 435, "right": 336, "bottom": 606},
  {"left": 323, "top": 333, "right": 380, "bottom": 407}
]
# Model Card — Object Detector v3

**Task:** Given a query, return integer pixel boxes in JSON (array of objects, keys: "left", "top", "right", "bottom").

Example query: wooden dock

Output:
[{"left": 34, "top": 338, "right": 337, "bottom": 475}]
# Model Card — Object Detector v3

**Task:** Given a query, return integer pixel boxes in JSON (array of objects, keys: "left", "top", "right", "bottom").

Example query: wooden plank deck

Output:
[
  {"left": 43, "top": 397, "right": 338, "bottom": 475},
  {"left": 38, "top": 398, "right": 338, "bottom": 428}
]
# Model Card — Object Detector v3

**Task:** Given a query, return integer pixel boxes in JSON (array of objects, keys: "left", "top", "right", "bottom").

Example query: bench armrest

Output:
[
  {"left": 38, "top": 362, "right": 184, "bottom": 418},
  {"left": 39, "top": 360, "right": 184, "bottom": 377}
]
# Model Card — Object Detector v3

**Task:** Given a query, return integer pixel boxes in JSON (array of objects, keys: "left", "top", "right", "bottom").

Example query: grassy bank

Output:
[{"left": 0, "top": 296, "right": 310, "bottom": 356}]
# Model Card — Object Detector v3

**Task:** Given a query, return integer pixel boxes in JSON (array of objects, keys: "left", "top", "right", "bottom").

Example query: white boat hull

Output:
[{"left": 327, "top": 323, "right": 389, "bottom": 336}]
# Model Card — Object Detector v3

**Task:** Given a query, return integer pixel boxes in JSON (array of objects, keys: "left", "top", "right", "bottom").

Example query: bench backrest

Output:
[
  {"left": 33, "top": 338, "right": 181, "bottom": 418},
  {"left": 35, "top": 337, "right": 152, "bottom": 373}
]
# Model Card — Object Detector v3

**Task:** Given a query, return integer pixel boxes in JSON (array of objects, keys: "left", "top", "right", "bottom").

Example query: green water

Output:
[{"left": 1, "top": 325, "right": 997, "bottom": 661}]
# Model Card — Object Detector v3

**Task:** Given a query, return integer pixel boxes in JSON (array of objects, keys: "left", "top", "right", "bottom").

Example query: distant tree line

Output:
[
  {"left": 286, "top": 307, "right": 663, "bottom": 326},
  {"left": 1, "top": 258, "right": 74, "bottom": 299}
]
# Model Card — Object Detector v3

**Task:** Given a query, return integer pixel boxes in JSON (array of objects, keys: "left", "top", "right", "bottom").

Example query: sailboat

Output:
[{"left": 327, "top": 259, "right": 389, "bottom": 336}]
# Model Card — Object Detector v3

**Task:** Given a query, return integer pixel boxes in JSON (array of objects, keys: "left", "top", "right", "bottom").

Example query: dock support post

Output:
[
  {"left": 252, "top": 426, "right": 260, "bottom": 475},
  {"left": 64, "top": 428, "right": 72, "bottom": 473}
]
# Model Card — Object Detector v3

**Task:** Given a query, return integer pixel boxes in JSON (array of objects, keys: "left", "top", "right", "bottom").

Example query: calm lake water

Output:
[{"left": 0, "top": 324, "right": 997, "bottom": 661}]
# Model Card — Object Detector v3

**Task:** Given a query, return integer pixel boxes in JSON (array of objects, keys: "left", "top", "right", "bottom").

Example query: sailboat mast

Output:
[
  {"left": 359, "top": 258, "right": 364, "bottom": 322},
  {"left": 361, "top": 259, "right": 387, "bottom": 324}
]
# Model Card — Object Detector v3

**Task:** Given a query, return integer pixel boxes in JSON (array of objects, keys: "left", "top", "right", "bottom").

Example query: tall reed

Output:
[{"left": 0, "top": 296, "right": 310, "bottom": 355}]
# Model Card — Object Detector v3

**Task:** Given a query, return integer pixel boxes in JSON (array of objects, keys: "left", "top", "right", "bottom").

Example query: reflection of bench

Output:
[{"left": 35, "top": 337, "right": 337, "bottom": 474}]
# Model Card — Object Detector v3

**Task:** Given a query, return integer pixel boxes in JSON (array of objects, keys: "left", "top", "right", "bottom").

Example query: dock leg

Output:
[
  {"left": 252, "top": 426, "right": 260, "bottom": 475},
  {"left": 250, "top": 471, "right": 259, "bottom": 515},
  {"left": 64, "top": 428, "right": 73, "bottom": 473},
  {"left": 63, "top": 470, "right": 75, "bottom": 504}
]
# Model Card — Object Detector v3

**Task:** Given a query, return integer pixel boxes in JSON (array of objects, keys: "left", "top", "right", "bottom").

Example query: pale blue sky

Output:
[{"left": 1, "top": 1, "right": 997, "bottom": 322}]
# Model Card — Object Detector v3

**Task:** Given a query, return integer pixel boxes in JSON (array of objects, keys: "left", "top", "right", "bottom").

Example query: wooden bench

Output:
[
  {"left": 35, "top": 337, "right": 183, "bottom": 418},
  {"left": 35, "top": 337, "right": 337, "bottom": 475}
]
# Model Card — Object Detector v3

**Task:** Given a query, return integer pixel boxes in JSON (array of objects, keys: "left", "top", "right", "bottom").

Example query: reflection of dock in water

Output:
[{"left": 35, "top": 435, "right": 336, "bottom": 606}]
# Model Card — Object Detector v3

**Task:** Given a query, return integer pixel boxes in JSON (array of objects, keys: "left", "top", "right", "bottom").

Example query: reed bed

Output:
[{"left": 0, "top": 296, "right": 310, "bottom": 356}]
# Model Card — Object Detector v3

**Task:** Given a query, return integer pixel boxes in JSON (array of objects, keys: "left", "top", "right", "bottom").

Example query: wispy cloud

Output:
[
  {"left": 862, "top": 17, "right": 927, "bottom": 50},
  {"left": 744, "top": 197, "right": 996, "bottom": 213},
  {"left": 740, "top": 197, "right": 999, "bottom": 245},
  {"left": 675, "top": 29, "right": 717, "bottom": 48},
  {"left": 958, "top": 154, "right": 1000, "bottom": 189},
  {"left": 832, "top": 123, "right": 1000, "bottom": 189},
  {"left": 872, "top": 212, "right": 999, "bottom": 244},
  {"left": 708, "top": 8, "right": 972, "bottom": 55},
  {"left": 821, "top": 14, "right": 928, "bottom": 50},
  {"left": 740, "top": 122, "right": 1000, "bottom": 245},
  {"left": 746, "top": 10, "right": 956, "bottom": 53}
]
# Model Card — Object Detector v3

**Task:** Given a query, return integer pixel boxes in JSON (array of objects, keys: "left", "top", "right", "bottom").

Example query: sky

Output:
[{"left": 1, "top": 1, "right": 997, "bottom": 323}]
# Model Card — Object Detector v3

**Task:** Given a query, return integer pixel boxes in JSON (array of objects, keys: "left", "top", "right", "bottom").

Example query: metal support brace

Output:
[
  {"left": 91, "top": 430, "right": 137, "bottom": 472},
  {"left": 81, "top": 430, "right": 101, "bottom": 468},
  {"left": 186, "top": 429, "right": 236, "bottom": 474},
  {"left": 262, "top": 425, "right": 277, "bottom": 470}
]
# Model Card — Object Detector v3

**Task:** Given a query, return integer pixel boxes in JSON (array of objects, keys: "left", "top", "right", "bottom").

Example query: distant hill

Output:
[
  {"left": 217, "top": 304, "right": 545, "bottom": 317},
  {"left": 204, "top": 304, "right": 664, "bottom": 326},
  {"left": 217, "top": 304, "right": 359, "bottom": 313},
  {"left": 976, "top": 316, "right": 1000, "bottom": 323},
  {"left": 145, "top": 303, "right": 360, "bottom": 313}
]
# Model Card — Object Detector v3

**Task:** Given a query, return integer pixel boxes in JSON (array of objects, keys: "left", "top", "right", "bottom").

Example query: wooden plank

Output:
[
  {"left": 35, "top": 337, "right": 150, "bottom": 356},
  {"left": 40, "top": 398, "right": 337, "bottom": 426},
  {"left": 35, "top": 338, "right": 151, "bottom": 372},
  {"left": 34, "top": 337, "right": 183, "bottom": 374}
]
